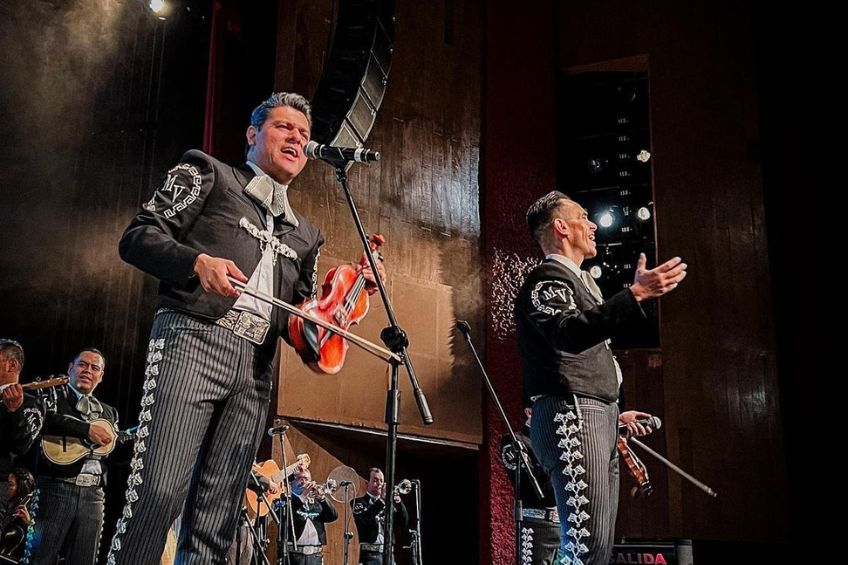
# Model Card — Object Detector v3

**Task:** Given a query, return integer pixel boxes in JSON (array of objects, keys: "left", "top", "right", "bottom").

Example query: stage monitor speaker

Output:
[{"left": 611, "top": 539, "right": 693, "bottom": 565}]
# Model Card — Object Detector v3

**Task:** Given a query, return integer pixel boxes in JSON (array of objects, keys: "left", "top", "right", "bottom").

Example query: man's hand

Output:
[
  {"left": 619, "top": 410, "right": 655, "bottom": 437},
  {"left": 304, "top": 480, "right": 325, "bottom": 499},
  {"left": 193, "top": 253, "right": 247, "bottom": 297},
  {"left": 14, "top": 504, "right": 31, "bottom": 525},
  {"left": 359, "top": 257, "right": 386, "bottom": 296},
  {"left": 630, "top": 253, "right": 688, "bottom": 302},
  {"left": 88, "top": 424, "right": 113, "bottom": 447},
  {"left": 1, "top": 383, "right": 23, "bottom": 412}
]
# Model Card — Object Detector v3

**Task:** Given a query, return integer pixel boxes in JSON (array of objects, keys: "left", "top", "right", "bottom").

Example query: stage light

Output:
[
  {"left": 587, "top": 158, "right": 603, "bottom": 174},
  {"left": 149, "top": 0, "right": 167, "bottom": 17},
  {"left": 589, "top": 265, "right": 603, "bottom": 279},
  {"left": 598, "top": 210, "right": 615, "bottom": 229},
  {"left": 636, "top": 207, "right": 651, "bottom": 221}
]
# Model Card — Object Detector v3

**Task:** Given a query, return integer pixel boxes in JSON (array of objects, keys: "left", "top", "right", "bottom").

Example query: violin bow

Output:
[
  {"left": 628, "top": 436, "right": 718, "bottom": 498},
  {"left": 228, "top": 277, "right": 402, "bottom": 365}
]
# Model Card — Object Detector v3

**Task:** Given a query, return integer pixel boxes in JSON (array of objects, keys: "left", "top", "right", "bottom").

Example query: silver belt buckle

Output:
[
  {"left": 217, "top": 310, "right": 270, "bottom": 345},
  {"left": 360, "top": 543, "right": 384, "bottom": 552},
  {"left": 522, "top": 508, "right": 545, "bottom": 521},
  {"left": 75, "top": 474, "right": 101, "bottom": 487},
  {"left": 288, "top": 544, "right": 322, "bottom": 555},
  {"left": 522, "top": 507, "right": 559, "bottom": 523}
]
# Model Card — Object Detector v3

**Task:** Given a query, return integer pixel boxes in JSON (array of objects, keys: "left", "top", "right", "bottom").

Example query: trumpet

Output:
[
  {"left": 314, "top": 478, "right": 338, "bottom": 497},
  {"left": 393, "top": 479, "right": 413, "bottom": 496}
]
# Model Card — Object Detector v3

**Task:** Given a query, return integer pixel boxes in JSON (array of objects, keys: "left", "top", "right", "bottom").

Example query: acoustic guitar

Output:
[
  {"left": 245, "top": 453, "right": 310, "bottom": 518},
  {"left": 41, "top": 418, "right": 136, "bottom": 466}
]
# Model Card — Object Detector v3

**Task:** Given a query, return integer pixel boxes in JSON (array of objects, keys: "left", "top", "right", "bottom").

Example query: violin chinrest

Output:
[{"left": 301, "top": 321, "right": 321, "bottom": 359}]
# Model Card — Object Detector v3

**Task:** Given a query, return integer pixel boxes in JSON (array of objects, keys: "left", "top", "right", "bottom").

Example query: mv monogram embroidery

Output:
[
  {"left": 143, "top": 163, "right": 203, "bottom": 218},
  {"left": 531, "top": 280, "right": 577, "bottom": 315}
]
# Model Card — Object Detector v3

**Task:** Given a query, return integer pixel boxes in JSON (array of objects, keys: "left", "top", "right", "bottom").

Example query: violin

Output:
[
  {"left": 617, "top": 435, "right": 652, "bottom": 497},
  {"left": 289, "top": 234, "right": 385, "bottom": 374}
]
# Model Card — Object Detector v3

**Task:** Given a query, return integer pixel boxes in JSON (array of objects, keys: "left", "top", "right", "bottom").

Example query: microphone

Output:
[
  {"left": 339, "top": 480, "right": 353, "bottom": 487},
  {"left": 305, "top": 140, "right": 380, "bottom": 163},
  {"left": 267, "top": 423, "right": 290, "bottom": 436},
  {"left": 455, "top": 320, "right": 471, "bottom": 336},
  {"left": 618, "top": 416, "right": 661, "bottom": 432}
]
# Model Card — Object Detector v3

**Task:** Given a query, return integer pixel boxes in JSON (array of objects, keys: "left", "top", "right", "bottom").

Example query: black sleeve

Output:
[
  {"left": 119, "top": 150, "right": 217, "bottom": 285},
  {"left": 352, "top": 497, "right": 385, "bottom": 525},
  {"left": 394, "top": 499, "right": 408, "bottom": 529},
  {"left": 319, "top": 498, "right": 338, "bottom": 523},
  {"left": 42, "top": 412, "right": 90, "bottom": 440},
  {"left": 520, "top": 273, "right": 644, "bottom": 354},
  {"left": 4, "top": 395, "right": 43, "bottom": 456}
]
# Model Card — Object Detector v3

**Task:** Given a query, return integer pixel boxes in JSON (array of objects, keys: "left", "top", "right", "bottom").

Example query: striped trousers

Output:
[
  {"left": 26, "top": 479, "right": 105, "bottom": 564},
  {"left": 107, "top": 310, "right": 274, "bottom": 565},
  {"left": 530, "top": 396, "right": 620, "bottom": 565}
]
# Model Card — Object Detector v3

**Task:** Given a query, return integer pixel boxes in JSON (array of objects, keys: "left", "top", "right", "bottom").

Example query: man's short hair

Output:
[
  {"left": 0, "top": 338, "right": 25, "bottom": 367},
  {"left": 526, "top": 190, "right": 572, "bottom": 245},
  {"left": 74, "top": 347, "right": 106, "bottom": 369},
  {"left": 249, "top": 92, "right": 312, "bottom": 129}
]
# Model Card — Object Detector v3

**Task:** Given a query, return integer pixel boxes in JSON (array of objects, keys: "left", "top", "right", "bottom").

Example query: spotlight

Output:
[
  {"left": 598, "top": 210, "right": 615, "bottom": 229},
  {"left": 636, "top": 207, "right": 651, "bottom": 221},
  {"left": 589, "top": 265, "right": 603, "bottom": 279},
  {"left": 149, "top": 0, "right": 168, "bottom": 18}
]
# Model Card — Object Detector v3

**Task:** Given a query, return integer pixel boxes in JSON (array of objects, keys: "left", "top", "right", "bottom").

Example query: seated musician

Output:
[
  {"left": 1, "top": 467, "right": 35, "bottom": 562},
  {"left": 26, "top": 348, "right": 119, "bottom": 565}
]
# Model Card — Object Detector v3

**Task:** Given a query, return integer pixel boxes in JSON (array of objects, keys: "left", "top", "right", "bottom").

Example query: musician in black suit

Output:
[
  {"left": 1, "top": 339, "right": 42, "bottom": 515},
  {"left": 515, "top": 191, "right": 685, "bottom": 565},
  {"left": 109, "top": 92, "right": 331, "bottom": 565},
  {"left": 287, "top": 469, "right": 338, "bottom": 565},
  {"left": 28, "top": 348, "right": 119, "bottom": 565},
  {"left": 351, "top": 468, "right": 408, "bottom": 565},
  {"left": 500, "top": 406, "right": 560, "bottom": 565}
]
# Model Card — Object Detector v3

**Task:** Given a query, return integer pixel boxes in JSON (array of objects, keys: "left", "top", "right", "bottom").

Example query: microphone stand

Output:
[
  {"left": 410, "top": 479, "right": 423, "bottom": 565},
  {"left": 245, "top": 471, "right": 279, "bottom": 565},
  {"left": 228, "top": 148, "right": 435, "bottom": 563},
  {"left": 319, "top": 154, "right": 434, "bottom": 565},
  {"left": 456, "top": 320, "right": 544, "bottom": 565},
  {"left": 273, "top": 430, "right": 296, "bottom": 564},
  {"left": 342, "top": 483, "right": 353, "bottom": 565}
]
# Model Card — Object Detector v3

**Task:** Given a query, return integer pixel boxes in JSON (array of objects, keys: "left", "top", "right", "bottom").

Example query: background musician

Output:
[{"left": 27, "top": 348, "right": 118, "bottom": 565}]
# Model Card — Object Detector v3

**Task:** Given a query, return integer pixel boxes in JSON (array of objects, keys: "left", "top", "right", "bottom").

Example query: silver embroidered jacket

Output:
[
  {"left": 120, "top": 149, "right": 324, "bottom": 340},
  {"left": 514, "top": 259, "right": 644, "bottom": 404}
]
